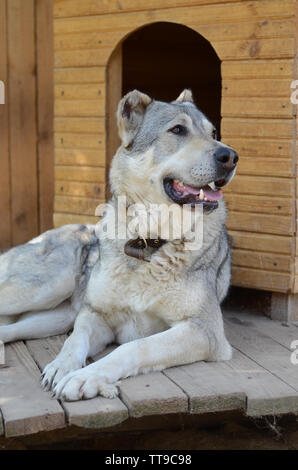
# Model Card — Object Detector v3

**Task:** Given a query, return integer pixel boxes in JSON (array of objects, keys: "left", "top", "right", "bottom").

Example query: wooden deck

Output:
[{"left": 1, "top": 308, "right": 298, "bottom": 439}]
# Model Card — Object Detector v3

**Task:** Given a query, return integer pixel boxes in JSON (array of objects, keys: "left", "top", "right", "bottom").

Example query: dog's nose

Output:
[{"left": 214, "top": 148, "right": 239, "bottom": 170}]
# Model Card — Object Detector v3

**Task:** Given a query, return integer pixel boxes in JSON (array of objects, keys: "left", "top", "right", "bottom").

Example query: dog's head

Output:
[{"left": 110, "top": 89, "right": 238, "bottom": 214}]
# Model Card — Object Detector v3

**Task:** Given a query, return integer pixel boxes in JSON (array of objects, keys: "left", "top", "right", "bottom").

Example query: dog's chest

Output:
[{"left": 86, "top": 255, "right": 163, "bottom": 322}]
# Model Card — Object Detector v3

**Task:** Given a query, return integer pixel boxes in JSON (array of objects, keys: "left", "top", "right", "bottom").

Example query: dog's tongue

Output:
[
  {"left": 203, "top": 187, "right": 223, "bottom": 201},
  {"left": 173, "top": 181, "right": 222, "bottom": 201}
]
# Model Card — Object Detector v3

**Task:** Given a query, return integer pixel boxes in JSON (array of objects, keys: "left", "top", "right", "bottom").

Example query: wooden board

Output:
[
  {"left": 165, "top": 347, "right": 298, "bottom": 416},
  {"left": 222, "top": 118, "right": 293, "bottom": 139},
  {"left": 119, "top": 372, "right": 188, "bottom": 418},
  {"left": 36, "top": 0, "right": 54, "bottom": 233},
  {"left": 55, "top": 181, "right": 105, "bottom": 199},
  {"left": 54, "top": 1, "right": 296, "bottom": 36},
  {"left": 224, "top": 309, "right": 298, "bottom": 351},
  {"left": 227, "top": 211, "right": 294, "bottom": 236},
  {"left": 26, "top": 336, "right": 128, "bottom": 429},
  {"left": 222, "top": 59, "right": 294, "bottom": 79},
  {"left": 55, "top": 149, "right": 105, "bottom": 167},
  {"left": 54, "top": 20, "right": 294, "bottom": 51},
  {"left": 231, "top": 266, "right": 291, "bottom": 292},
  {"left": 54, "top": 195, "right": 104, "bottom": 216},
  {"left": 55, "top": 99, "right": 105, "bottom": 117},
  {"left": 55, "top": 84, "right": 105, "bottom": 100},
  {"left": 223, "top": 175, "right": 295, "bottom": 198},
  {"left": 224, "top": 313, "right": 298, "bottom": 392},
  {"left": 0, "top": 341, "right": 65, "bottom": 437},
  {"left": 54, "top": 117, "right": 105, "bottom": 134},
  {"left": 229, "top": 231, "right": 292, "bottom": 255},
  {"left": 7, "top": 0, "right": 39, "bottom": 245},
  {"left": 54, "top": 0, "right": 273, "bottom": 18},
  {"left": 54, "top": 67, "right": 105, "bottom": 84},
  {"left": 232, "top": 249, "right": 291, "bottom": 273},
  {"left": 55, "top": 165, "right": 105, "bottom": 183},
  {"left": 55, "top": 133, "right": 105, "bottom": 150},
  {"left": 0, "top": 0, "right": 11, "bottom": 249},
  {"left": 54, "top": 213, "right": 99, "bottom": 227},
  {"left": 225, "top": 193, "right": 293, "bottom": 216}
]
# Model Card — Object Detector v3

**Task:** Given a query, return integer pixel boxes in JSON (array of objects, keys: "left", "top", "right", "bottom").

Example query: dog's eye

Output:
[
  {"left": 169, "top": 125, "right": 187, "bottom": 136},
  {"left": 212, "top": 129, "right": 218, "bottom": 140}
]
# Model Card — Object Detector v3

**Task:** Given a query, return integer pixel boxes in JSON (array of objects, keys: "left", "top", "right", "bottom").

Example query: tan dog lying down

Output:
[{"left": 0, "top": 89, "right": 238, "bottom": 401}]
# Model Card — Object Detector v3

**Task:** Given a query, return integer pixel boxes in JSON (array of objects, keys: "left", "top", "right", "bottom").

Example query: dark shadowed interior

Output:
[{"left": 122, "top": 22, "right": 222, "bottom": 137}]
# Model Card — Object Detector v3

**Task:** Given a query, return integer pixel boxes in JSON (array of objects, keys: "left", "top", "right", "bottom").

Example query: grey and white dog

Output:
[{"left": 0, "top": 89, "right": 238, "bottom": 401}]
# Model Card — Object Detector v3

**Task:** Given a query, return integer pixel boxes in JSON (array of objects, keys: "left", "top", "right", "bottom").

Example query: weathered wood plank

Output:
[
  {"left": 119, "top": 372, "right": 188, "bottom": 418},
  {"left": 224, "top": 313, "right": 298, "bottom": 391},
  {"left": 36, "top": 0, "right": 54, "bottom": 234},
  {"left": 164, "top": 360, "right": 246, "bottom": 415},
  {"left": 165, "top": 346, "right": 298, "bottom": 416},
  {"left": 27, "top": 337, "right": 128, "bottom": 429},
  {"left": 0, "top": 341, "right": 65, "bottom": 437},
  {"left": 7, "top": 0, "right": 39, "bottom": 245},
  {"left": 0, "top": 0, "right": 11, "bottom": 250},
  {"left": 224, "top": 309, "right": 298, "bottom": 350}
]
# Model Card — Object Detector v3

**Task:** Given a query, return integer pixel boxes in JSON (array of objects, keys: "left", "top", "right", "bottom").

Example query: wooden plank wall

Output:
[
  {"left": 53, "top": 0, "right": 297, "bottom": 294},
  {"left": 0, "top": 0, "right": 54, "bottom": 250}
]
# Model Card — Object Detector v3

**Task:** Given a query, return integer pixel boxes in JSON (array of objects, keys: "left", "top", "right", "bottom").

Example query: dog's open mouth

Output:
[{"left": 163, "top": 177, "right": 227, "bottom": 211}]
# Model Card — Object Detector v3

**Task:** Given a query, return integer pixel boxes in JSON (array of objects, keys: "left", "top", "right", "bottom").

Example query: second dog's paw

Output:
[
  {"left": 41, "top": 356, "right": 84, "bottom": 392},
  {"left": 52, "top": 369, "right": 119, "bottom": 401}
]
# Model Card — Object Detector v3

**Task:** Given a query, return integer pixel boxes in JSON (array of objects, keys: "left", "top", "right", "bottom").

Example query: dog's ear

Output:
[
  {"left": 174, "top": 89, "right": 194, "bottom": 103},
  {"left": 117, "top": 90, "right": 152, "bottom": 148}
]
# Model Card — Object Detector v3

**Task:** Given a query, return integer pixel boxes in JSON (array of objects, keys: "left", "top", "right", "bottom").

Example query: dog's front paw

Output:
[
  {"left": 52, "top": 368, "right": 119, "bottom": 401},
  {"left": 41, "top": 356, "right": 85, "bottom": 392}
]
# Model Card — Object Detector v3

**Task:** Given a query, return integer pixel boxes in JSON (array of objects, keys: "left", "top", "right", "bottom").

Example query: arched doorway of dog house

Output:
[{"left": 106, "top": 22, "right": 221, "bottom": 197}]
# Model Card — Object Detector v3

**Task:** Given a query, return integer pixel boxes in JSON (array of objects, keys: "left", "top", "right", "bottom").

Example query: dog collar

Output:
[{"left": 124, "top": 238, "right": 167, "bottom": 262}]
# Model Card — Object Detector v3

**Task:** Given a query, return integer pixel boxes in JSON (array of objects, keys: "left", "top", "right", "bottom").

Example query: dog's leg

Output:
[
  {"left": 52, "top": 319, "right": 221, "bottom": 401},
  {"left": 42, "top": 307, "right": 114, "bottom": 391},
  {"left": 0, "top": 301, "right": 76, "bottom": 344}
]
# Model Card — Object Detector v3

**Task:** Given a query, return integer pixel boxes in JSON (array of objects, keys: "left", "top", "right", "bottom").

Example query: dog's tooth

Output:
[
  {"left": 199, "top": 189, "right": 204, "bottom": 200},
  {"left": 204, "top": 197, "right": 208, "bottom": 201},
  {"left": 208, "top": 182, "right": 216, "bottom": 191}
]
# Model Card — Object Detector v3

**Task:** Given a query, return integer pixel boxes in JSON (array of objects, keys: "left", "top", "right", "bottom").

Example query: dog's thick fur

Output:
[{"left": 0, "top": 89, "right": 238, "bottom": 401}]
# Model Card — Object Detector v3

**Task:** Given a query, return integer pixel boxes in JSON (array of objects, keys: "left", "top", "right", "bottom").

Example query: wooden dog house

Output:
[
  {"left": 53, "top": 0, "right": 298, "bottom": 318},
  {"left": 0, "top": 0, "right": 297, "bottom": 318}
]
